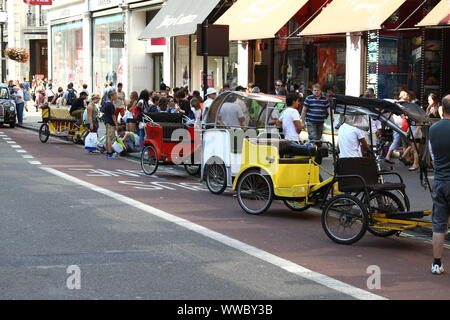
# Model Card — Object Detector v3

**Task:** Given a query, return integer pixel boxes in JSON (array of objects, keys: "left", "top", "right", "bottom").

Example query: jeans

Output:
[
  {"left": 16, "top": 102, "right": 24, "bottom": 123},
  {"left": 389, "top": 131, "right": 401, "bottom": 152},
  {"left": 138, "top": 128, "right": 146, "bottom": 151}
]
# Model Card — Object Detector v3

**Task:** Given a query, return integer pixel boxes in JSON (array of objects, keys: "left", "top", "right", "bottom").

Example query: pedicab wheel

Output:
[
  {"left": 205, "top": 163, "right": 227, "bottom": 194},
  {"left": 237, "top": 170, "right": 273, "bottom": 215},
  {"left": 321, "top": 194, "right": 368, "bottom": 245},
  {"left": 141, "top": 145, "right": 159, "bottom": 175},
  {"left": 39, "top": 123, "right": 50, "bottom": 143},
  {"left": 184, "top": 164, "right": 201, "bottom": 176},
  {"left": 367, "top": 191, "right": 404, "bottom": 238},
  {"left": 283, "top": 200, "right": 311, "bottom": 212}
]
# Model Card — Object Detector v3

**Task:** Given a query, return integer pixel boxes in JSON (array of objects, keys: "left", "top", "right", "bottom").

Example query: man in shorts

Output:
[
  {"left": 103, "top": 90, "right": 119, "bottom": 159},
  {"left": 429, "top": 94, "right": 450, "bottom": 274}
]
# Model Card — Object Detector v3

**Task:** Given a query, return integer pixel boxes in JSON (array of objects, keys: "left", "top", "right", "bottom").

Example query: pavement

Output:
[{"left": 14, "top": 107, "right": 445, "bottom": 240}]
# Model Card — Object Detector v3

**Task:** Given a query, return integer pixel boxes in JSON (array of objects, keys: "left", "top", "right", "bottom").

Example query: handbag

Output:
[{"left": 84, "top": 132, "right": 98, "bottom": 150}]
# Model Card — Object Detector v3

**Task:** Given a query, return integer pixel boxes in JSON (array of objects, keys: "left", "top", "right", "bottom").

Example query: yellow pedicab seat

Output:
[{"left": 42, "top": 105, "right": 77, "bottom": 122}]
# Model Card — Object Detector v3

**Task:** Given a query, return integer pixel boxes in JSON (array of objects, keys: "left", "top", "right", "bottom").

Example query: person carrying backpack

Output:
[{"left": 63, "top": 83, "right": 78, "bottom": 106}]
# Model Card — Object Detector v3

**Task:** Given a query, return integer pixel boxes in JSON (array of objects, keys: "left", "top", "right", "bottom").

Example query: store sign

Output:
[
  {"left": 23, "top": 0, "right": 52, "bottom": 5},
  {"left": 110, "top": 32, "right": 125, "bottom": 48},
  {"left": 89, "top": 0, "right": 122, "bottom": 11}
]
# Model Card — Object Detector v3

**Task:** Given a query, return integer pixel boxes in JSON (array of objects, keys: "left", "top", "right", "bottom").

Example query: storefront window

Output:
[
  {"left": 93, "top": 14, "right": 125, "bottom": 95},
  {"left": 224, "top": 41, "right": 238, "bottom": 88},
  {"left": 51, "top": 21, "right": 83, "bottom": 89},
  {"left": 174, "top": 35, "right": 190, "bottom": 88},
  {"left": 191, "top": 35, "right": 223, "bottom": 92}
]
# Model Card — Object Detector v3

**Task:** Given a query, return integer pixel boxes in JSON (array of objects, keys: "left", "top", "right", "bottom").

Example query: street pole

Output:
[
  {"left": 202, "top": 20, "right": 209, "bottom": 98},
  {"left": 0, "top": 22, "right": 4, "bottom": 83}
]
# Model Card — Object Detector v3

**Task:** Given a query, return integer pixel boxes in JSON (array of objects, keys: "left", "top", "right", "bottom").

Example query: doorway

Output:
[
  {"left": 153, "top": 53, "right": 163, "bottom": 91},
  {"left": 29, "top": 39, "right": 48, "bottom": 80}
]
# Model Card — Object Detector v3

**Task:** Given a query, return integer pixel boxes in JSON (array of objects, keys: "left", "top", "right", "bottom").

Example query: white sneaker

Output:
[{"left": 431, "top": 263, "right": 444, "bottom": 275}]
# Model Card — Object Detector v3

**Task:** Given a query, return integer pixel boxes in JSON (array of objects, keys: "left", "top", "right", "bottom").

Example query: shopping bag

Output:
[
  {"left": 97, "top": 135, "right": 106, "bottom": 149},
  {"left": 84, "top": 132, "right": 98, "bottom": 150},
  {"left": 112, "top": 138, "right": 125, "bottom": 154}
]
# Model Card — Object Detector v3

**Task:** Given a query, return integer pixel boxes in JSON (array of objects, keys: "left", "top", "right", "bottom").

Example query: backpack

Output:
[
  {"left": 67, "top": 90, "right": 77, "bottom": 106},
  {"left": 23, "top": 90, "right": 31, "bottom": 101}
]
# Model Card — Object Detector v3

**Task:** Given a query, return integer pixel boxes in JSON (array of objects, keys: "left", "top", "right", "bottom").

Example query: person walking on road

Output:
[
  {"left": 103, "top": 91, "right": 120, "bottom": 159},
  {"left": 301, "top": 83, "right": 330, "bottom": 143},
  {"left": 429, "top": 94, "right": 450, "bottom": 275}
]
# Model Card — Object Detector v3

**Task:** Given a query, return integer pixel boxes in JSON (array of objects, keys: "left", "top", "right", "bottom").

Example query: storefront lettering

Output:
[{"left": 157, "top": 14, "right": 198, "bottom": 29}]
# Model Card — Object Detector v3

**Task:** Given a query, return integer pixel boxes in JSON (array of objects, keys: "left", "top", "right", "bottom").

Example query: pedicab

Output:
[
  {"left": 140, "top": 112, "right": 202, "bottom": 176},
  {"left": 39, "top": 103, "right": 88, "bottom": 144},
  {"left": 201, "top": 91, "right": 287, "bottom": 194},
  {"left": 233, "top": 94, "right": 434, "bottom": 245}
]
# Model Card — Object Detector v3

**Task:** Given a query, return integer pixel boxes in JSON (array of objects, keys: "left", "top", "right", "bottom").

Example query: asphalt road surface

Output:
[{"left": 0, "top": 126, "right": 448, "bottom": 300}]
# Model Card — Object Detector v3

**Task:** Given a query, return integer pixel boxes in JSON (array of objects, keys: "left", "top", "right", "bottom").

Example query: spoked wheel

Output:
[
  {"left": 184, "top": 163, "right": 201, "bottom": 176},
  {"left": 283, "top": 200, "right": 311, "bottom": 212},
  {"left": 321, "top": 194, "right": 368, "bottom": 245},
  {"left": 237, "top": 170, "right": 273, "bottom": 215},
  {"left": 367, "top": 191, "right": 404, "bottom": 237},
  {"left": 39, "top": 123, "right": 50, "bottom": 143},
  {"left": 141, "top": 145, "right": 159, "bottom": 175},
  {"left": 205, "top": 162, "right": 227, "bottom": 194}
]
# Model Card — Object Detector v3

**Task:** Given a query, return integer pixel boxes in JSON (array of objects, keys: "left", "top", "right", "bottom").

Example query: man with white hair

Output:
[{"left": 202, "top": 88, "right": 217, "bottom": 126}]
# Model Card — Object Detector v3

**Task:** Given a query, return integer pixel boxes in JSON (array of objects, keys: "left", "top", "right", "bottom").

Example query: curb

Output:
[{"left": 16, "top": 122, "right": 445, "bottom": 241}]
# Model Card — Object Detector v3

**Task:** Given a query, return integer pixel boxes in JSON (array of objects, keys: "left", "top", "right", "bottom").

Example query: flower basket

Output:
[{"left": 4, "top": 48, "right": 29, "bottom": 63}]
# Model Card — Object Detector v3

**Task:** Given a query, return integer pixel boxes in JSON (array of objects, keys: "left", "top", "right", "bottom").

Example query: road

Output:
[{"left": 0, "top": 125, "right": 448, "bottom": 300}]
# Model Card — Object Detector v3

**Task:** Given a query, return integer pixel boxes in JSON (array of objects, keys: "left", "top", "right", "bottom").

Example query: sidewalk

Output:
[{"left": 17, "top": 112, "right": 444, "bottom": 240}]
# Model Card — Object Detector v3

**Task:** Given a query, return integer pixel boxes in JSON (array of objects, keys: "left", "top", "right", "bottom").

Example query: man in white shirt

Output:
[
  {"left": 218, "top": 95, "right": 246, "bottom": 127},
  {"left": 202, "top": 88, "right": 217, "bottom": 125},
  {"left": 276, "top": 94, "right": 304, "bottom": 142},
  {"left": 338, "top": 116, "right": 371, "bottom": 158}
]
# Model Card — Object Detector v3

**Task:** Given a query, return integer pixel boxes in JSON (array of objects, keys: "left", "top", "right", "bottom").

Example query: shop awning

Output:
[
  {"left": 416, "top": 0, "right": 450, "bottom": 27},
  {"left": 215, "top": 0, "right": 309, "bottom": 41},
  {"left": 139, "top": 0, "right": 221, "bottom": 39},
  {"left": 300, "top": 0, "right": 407, "bottom": 36}
]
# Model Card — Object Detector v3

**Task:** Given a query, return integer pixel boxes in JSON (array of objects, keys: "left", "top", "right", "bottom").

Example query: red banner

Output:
[{"left": 23, "top": 0, "right": 52, "bottom": 5}]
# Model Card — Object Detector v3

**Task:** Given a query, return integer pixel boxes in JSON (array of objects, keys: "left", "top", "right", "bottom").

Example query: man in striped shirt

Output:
[{"left": 301, "top": 83, "right": 330, "bottom": 142}]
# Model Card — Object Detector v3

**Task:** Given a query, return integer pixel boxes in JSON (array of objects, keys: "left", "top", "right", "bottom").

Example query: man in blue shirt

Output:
[{"left": 301, "top": 83, "right": 330, "bottom": 142}]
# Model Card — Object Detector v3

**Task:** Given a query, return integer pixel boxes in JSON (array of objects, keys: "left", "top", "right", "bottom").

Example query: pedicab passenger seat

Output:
[
  {"left": 250, "top": 139, "right": 316, "bottom": 164},
  {"left": 337, "top": 157, "right": 406, "bottom": 193},
  {"left": 144, "top": 112, "right": 188, "bottom": 142},
  {"left": 41, "top": 105, "right": 77, "bottom": 122}
]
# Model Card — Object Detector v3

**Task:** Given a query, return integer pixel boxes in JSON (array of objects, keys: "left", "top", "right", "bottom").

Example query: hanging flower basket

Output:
[{"left": 4, "top": 48, "right": 29, "bottom": 63}]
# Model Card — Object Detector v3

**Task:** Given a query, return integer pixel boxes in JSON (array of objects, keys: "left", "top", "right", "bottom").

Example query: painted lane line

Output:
[
  {"left": 40, "top": 166, "right": 386, "bottom": 301},
  {"left": 2, "top": 137, "right": 12, "bottom": 140},
  {"left": 11, "top": 145, "right": 22, "bottom": 148},
  {"left": 28, "top": 161, "right": 42, "bottom": 165},
  {"left": 22, "top": 155, "right": 34, "bottom": 159},
  {"left": 16, "top": 150, "right": 27, "bottom": 153},
  {"left": 6, "top": 141, "right": 16, "bottom": 144}
]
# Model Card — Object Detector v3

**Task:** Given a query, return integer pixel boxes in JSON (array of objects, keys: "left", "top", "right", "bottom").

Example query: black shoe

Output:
[{"left": 384, "top": 159, "right": 395, "bottom": 164}]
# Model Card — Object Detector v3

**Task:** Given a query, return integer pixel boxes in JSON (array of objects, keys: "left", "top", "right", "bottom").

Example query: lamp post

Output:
[{"left": 0, "top": 1, "right": 6, "bottom": 83}]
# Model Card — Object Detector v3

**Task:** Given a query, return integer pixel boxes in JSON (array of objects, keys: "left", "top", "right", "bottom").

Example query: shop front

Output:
[{"left": 51, "top": 20, "right": 84, "bottom": 89}]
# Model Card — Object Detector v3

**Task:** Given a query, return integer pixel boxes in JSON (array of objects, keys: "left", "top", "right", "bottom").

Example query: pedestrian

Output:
[
  {"left": 301, "top": 83, "right": 330, "bottom": 143},
  {"left": 46, "top": 79, "right": 55, "bottom": 103},
  {"left": 81, "top": 83, "right": 89, "bottom": 96},
  {"left": 127, "top": 91, "right": 138, "bottom": 132},
  {"left": 159, "top": 97, "right": 168, "bottom": 112},
  {"left": 12, "top": 86, "right": 25, "bottom": 125},
  {"left": 338, "top": 115, "right": 372, "bottom": 158},
  {"left": 34, "top": 83, "right": 46, "bottom": 112},
  {"left": 167, "top": 97, "right": 177, "bottom": 113},
  {"left": 429, "top": 94, "right": 450, "bottom": 275},
  {"left": 190, "top": 98, "right": 202, "bottom": 127},
  {"left": 176, "top": 89, "right": 193, "bottom": 118},
  {"left": 53, "top": 87, "right": 65, "bottom": 105},
  {"left": 269, "top": 80, "right": 284, "bottom": 95},
  {"left": 202, "top": 88, "right": 217, "bottom": 126},
  {"left": 426, "top": 93, "right": 441, "bottom": 119},
  {"left": 63, "top": 83, "right": 78, "bottom": 106},
  {"left": 276, "top": 93, "right": 303, "bottom": 142},
  {"left": 85, "top": 94, "right": 101, "bottom": 134},
  {"left": 102, "top": 81, "right": 114, "bottom": 103},
  {"left": 148, "top": 94, "right": 161, "bottom": 113},
  {"left": 69, "top": 91, "right": 88, "bottom": 126},
  {"left": 114, "top": 83, "right": 126, "bottom": 119},
  {"left": 136, "top": 90, "right": 150, "bottom": 148},
  {"left": 7, "top": 80, "right": 15, "bottom": 95},
  {"left": 103, "top": 90, "right": 120, "bottom": 159}
]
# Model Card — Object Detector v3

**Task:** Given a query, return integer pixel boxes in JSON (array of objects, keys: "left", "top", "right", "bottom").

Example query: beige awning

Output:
[
  {"left": 300, "top": 0, "right": 406, "bottom": 36},
  {"left": 215, "top": 0, "right": 309, "bottom": 41},
  {"left": 417, "top": 0, "right": 450, "bottom": 27}
]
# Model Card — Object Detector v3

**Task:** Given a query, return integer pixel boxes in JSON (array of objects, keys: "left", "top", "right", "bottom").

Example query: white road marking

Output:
[
  {"left": 6, "top": 141, "right": 16, "bottom": 144},
  {"left": 40, "top": 166, "right": 386, "bottom": 301},
  {"left": 3, "top": 137, "right": 12, "bottom": 140},
  {"left": 28, "top": 161, "right": 41, "bottom": 165},
  {"left": 22, "top": 155, "right": 34, "bottom": 159},
  {"left": 11, "top": 145, "right": 21, "bottom": 148},
  {"left": 16, "top": 150, "right": 27, "bottom": 153}
]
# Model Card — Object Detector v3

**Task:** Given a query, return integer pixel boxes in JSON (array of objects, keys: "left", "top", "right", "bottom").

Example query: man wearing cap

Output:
[{"left": 202, "top": 88, "right": 217, "bottom": 126}]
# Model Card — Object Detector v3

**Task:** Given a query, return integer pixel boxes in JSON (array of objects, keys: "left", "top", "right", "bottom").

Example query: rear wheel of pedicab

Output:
[
  {"left": 283, "top": 200, "right": 311, "bottom": 212},
  {"left": 141, "top": 144, "right": 159, "bottom": 175},
  {"left": 39, "top": 123, "right": 50, "bottom": 143},
  {"left": 237, "top": 170, "right": 273, "bottom": 215},
  {"left": 367, "top": 191, "right": 404, "bottom": 237},
  {"left": 321, "top": 194, "right": 369, "bottom": 245},
  {"left": 205, "top": 162, "right": 227, "bottom": 194}
]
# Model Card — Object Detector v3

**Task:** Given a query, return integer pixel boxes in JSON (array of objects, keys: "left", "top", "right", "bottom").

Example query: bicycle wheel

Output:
[
  {"left": 39, "top": 123, "right": 50, "bottom": 143},
  {"left": 322, "top": 194, "right": 368, "bottom": 245},
  {"left": 368, "top": 191, "right": 404, "bottom": 237},
  {"left": 237, "top": 170, "right": 273, "bottom": 215},
  {"left": 205, "top": 162, "right": 227, "bottom": 194},
  {"left": 141, "top": 145, "right": 159, "bottom": 175}
]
